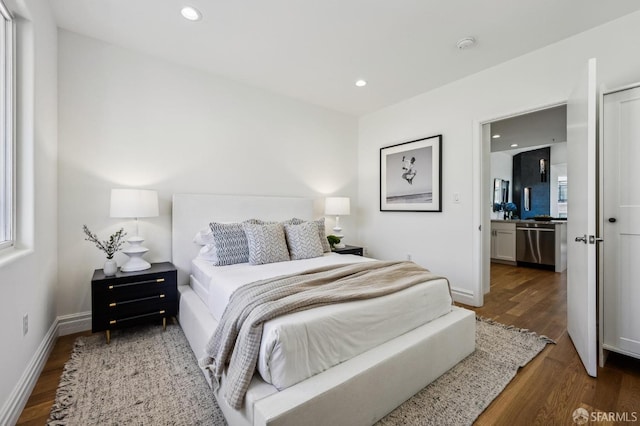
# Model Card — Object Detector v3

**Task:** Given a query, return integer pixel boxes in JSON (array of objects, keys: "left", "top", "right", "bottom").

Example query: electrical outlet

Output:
[
  {"left": 23, "top": 313, "right": 28, "bottom": 336},
  {"left": 362, "top": 247, "right": 368, "bottom": 256}
]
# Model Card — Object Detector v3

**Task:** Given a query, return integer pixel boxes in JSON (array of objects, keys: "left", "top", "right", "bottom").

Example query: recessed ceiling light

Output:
[
  {"left": 355, "top": 80, "right": 367, "bottom": 87},
  {"left": 456, "top": 37, "right": 476, "bottom": 50},
  {"left": 510, "top": 143, "right": 519, "bottom": 148},
  {"left": 181, "top": 6, "right": 202, "bottom": 21},
  {"left": 492, "top": 134, "right": 500, "bottom": 139}
]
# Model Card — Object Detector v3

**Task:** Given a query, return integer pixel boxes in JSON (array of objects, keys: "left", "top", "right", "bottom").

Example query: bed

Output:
[{"left": 172, "top": 194, "right": 475, "bottom": 426}]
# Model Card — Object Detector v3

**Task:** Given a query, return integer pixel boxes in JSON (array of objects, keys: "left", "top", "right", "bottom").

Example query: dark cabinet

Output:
[{"left": 91, "top": 262, "right": 177, "bottom": 343}]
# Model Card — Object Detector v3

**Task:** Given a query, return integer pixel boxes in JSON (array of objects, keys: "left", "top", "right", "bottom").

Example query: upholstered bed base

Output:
[
  {"left": 178, "top": 282, "right": 475, "bottom": 426},
  {"left": 172, "top": 194, "right": 476, "bottom": 425}
]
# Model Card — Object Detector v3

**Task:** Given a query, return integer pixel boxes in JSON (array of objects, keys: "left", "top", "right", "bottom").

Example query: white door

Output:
[
  {"left": 602, "top": 87, "right": 640, "bottom": 357},
  {"left": 566, "top": 58, "right": 598, "bottom": 377}
]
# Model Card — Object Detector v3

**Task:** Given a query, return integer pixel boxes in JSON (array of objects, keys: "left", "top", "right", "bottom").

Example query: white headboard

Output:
[{"left": 172, "top": 194, "right": 314, "bottom": 285}]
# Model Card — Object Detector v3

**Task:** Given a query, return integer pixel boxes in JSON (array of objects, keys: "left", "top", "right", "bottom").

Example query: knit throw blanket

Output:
[{"left": 201, "top": 260, "right": 445, "bottom": 409}]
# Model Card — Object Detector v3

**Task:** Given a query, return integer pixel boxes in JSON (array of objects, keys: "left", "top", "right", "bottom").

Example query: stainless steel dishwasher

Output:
[{"left": 516, "top": 222, "right": 555, "bottom": 266}]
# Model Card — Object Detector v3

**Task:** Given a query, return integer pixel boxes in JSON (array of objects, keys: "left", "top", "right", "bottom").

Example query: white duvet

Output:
[{"left": 191, "top": 254, "right": 453, "bottom": 390}]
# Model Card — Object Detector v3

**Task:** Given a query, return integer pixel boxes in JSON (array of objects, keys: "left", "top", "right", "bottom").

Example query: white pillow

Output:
[
  {"left": 284, "top": 222, "right": 324, "bottom": 260},
  {"left": 193, "top": 227, "right": 215, "bottom": 246},
  {"left": 196, "top": 244, "right": 218, "bottom": 262}
]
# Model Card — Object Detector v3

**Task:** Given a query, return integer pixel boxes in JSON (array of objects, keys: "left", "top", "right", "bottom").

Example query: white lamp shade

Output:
[
  {"left": 110, "top": 189, "right": 159, "bottom": 218},
  {"left": 325, "top": 197, "right": 351, "bottom": 216}
]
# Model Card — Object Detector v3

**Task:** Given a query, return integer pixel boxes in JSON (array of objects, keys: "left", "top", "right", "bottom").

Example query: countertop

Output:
[{"left": 491, "top": 219, "right": 567, "bottom": 224}]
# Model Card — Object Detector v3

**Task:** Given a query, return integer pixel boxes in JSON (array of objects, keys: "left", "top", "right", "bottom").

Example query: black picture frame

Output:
[{"left": 380, "top": 134, "right": 442, "bottom": 212}]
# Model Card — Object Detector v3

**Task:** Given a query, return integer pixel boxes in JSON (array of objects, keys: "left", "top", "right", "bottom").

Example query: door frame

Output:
[{"left": 472, "top": 100, "right": 567, "bottom": 305}]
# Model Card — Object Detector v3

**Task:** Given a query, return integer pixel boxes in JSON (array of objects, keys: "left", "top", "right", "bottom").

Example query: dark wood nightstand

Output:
[
  {"left": 91, "top": 262, "right": 178, "bottom": 344},
  {"left": 332, "top": 245, "right": 364, "bottom": 256}
]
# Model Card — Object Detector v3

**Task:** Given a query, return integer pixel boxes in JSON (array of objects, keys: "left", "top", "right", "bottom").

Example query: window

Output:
[
  {"left": 0, "top": 1, "right": 13, "bottom": 250},
  {"left": 558, "top": 176, "right": 568, "bottom": 202},
  {"left": 557, "top": 176, "right": 568, "bottom": 219}
]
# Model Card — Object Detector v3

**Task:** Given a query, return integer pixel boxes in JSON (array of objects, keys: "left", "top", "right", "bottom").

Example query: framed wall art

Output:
[{"left": 380, "top": 134, "right": 442, "bottom": 212}]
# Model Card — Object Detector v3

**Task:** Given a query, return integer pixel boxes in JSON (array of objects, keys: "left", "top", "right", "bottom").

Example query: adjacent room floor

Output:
[
  {"left": 468, "top": 263, "right": 640, "bottom": 425},
  {"left": 16, "top": 264, "right": 640, "bottom": 425}
]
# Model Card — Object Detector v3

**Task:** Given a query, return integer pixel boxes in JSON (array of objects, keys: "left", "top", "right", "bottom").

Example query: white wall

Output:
[
  {"left": 358, "top": 10, "right": 640, "bottom": 305},
  {"left": 0, "top": 0, "right": 58, "bottom": 421},
  {"left": 551, "top": 142, "right": 568, "bottom": 165},
  {"left": 57, "top": 30, "right": 358, "bottom": 316}
]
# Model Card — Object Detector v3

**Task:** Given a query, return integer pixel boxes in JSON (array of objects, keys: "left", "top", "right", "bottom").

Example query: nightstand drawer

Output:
[
  {"left": 105, "top": 276, "right": 169, "bottom": 290},
  {"left": 106, "top": 297, "right": 175, "bottom": 321},
  {"left": 105, "top": 309, "right": 169, "bottom": 331},
  {"left": 101, "top": 293, "right": 175, "bottom": 316},
  {"left": 95, "top": 280, "right": 175, "bottom": 301}
]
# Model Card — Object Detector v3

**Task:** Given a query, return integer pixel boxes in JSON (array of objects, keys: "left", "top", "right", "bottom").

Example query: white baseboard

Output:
[
  {"left": 0, "top": 311, "right": 92, "bottom": 425},
  {"left": 451, "top": 287, "right": 478, "bottom": 307},
  {"left": 0, "top": 318, "right": 58, "bottom": 426},
  {"left": 58, "top": 311, "right": 91, "bottom": 336}
]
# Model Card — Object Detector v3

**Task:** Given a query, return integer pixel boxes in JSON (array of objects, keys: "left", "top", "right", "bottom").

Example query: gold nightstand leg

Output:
[
  {"left": 163, "top": 317, "right": 166, "bottom": 331},
  {"left": 106, "top": 330, "right": 111, "bottom": 344}
]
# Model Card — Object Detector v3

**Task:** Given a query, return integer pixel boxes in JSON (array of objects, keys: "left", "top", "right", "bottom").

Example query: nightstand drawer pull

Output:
[
  {"left": 107, "top": 278, "right": 168, "bottom": 290},
  {"left": 108, "top": 294, "right": 168, "bottom": 308}
]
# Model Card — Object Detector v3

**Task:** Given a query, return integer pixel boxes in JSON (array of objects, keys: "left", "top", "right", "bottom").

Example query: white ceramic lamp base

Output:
[
  {"left": 120, "top": 236, "right": 151, "bottom": 272},
  {"left": 333, "top": 216, "right": 345, "bottom": 248}
]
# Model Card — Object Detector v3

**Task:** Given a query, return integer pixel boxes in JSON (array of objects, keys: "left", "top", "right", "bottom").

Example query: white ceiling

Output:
[
  {"left": 50, "top": 1, "right": 640, "bottom": 116},
  {"left": 490, "top": 105, "right": 567, "bottom": 153}
]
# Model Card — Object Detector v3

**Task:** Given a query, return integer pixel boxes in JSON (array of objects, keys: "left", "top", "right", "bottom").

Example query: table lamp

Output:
[
  {"left": 325, "top": 197, "right": 350, "bottom": 249},
  {"left": 110, "top": 188, "right": 159, "bottom": 272}
]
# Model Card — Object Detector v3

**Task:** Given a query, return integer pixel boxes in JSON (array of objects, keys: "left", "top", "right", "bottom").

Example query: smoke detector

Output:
[{"left": 456, "top": 37, "right": 476, "bottom": 50}]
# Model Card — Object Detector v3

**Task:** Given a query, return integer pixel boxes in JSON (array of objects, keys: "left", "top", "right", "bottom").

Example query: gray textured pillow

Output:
[
  {"left": 243, "top": 223, "right": 290, "bottom": 265},
  {"left": 284, "top": 222, "right": 324, "bottom": 260},
  {"left": 284, "top": 218, "right": 305, "bottom": 225},
  {"left": 209, "top": 219, "right": 261, "bottom": 266},
  {"left": 286, "top": 217, "right": 331, "bottom": 252},
  {"left": 313, "top": 218, "right": 331, "bottom": 253}
]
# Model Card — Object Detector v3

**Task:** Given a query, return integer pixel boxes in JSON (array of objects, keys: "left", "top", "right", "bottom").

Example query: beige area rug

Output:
[{"left": 48, "top": 318, "right": 553, "bottom": 426}]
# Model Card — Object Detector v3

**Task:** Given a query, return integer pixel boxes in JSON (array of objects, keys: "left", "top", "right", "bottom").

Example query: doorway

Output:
[{"left": 479, "top": 104, "right": 568, "bottom": 296}]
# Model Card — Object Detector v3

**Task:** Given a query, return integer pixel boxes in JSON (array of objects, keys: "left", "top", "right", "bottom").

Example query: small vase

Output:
[{"left": 103, "top": 259, "right": 117, "bottom": 276}]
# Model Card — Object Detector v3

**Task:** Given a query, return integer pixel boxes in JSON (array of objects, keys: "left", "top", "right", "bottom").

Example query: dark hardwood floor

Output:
[
  {"left": 16, "top": 263, "right": 640, "bottom": 425},
  {"left": 465, "top": 263, "right": 640, "bottom": 425},
  {"left": 15, "top": 330, "right": 91, "bottom": 426}
]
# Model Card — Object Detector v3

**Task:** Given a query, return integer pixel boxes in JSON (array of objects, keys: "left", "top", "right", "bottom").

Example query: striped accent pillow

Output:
[
  {"left": 284, "top": 222, "right": 324, "bottom": 260},
  {"left": 243, "top": 223, "right": 290, "bottom": 265},
  {"left": 209, "top": 219, "right": 262, "bottom": 266}
]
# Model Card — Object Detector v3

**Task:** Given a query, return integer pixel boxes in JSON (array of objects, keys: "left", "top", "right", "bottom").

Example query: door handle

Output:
[
  {"left": 608, "top": 218, "right": 616, "bottom": 223},
  {"left": 575, "top": 235, "right": 587, "bottom": 244},
  {"left": 589, "top": 235, "right": 604, "bottom": 244}
]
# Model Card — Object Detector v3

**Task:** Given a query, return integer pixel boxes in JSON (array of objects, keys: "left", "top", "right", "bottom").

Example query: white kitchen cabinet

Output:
[{"left": 491, "top": 221, "right": 516, "bottom": 263}]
